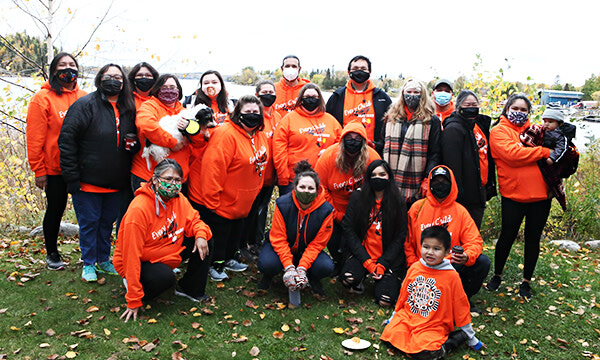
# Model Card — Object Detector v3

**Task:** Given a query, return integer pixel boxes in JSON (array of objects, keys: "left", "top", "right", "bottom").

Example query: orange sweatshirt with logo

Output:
[
  {"left": 131, "top": 97, "right": 202, "bottom": 181},
  {"left": 490, "top": 116, "right": 550, "bottom": 202},
  {"left": 269, "top": 188, "right": 334, "bottom": 270},
  {"left": 341, "top": 80, "right": 377, "bottom": 142},
  {"left": 273, "top": 78, "right": 311, "bottom": 117},
  {"left": 315, "top": 121, "right": 380, "bottom": 223},
  {"left": 273, "top": 107, "right": 342, "bottom": 186},
  {"left": 262, "top": 107, "right": 282, "bottom": 186},
  {"left": 380, "top": 259, "right": 471, "bottom": 354},
  {"left": 405, "top": 166, "right": 483, "bottom": 267},
  {"left": 26, "top": 82, "right": 87, "bottom": 177},
  {"left": 113, "top": 183, "right": 212, "bottom": 309},
  {"left": 134, "top": 91, "right": 151, "bottom": 110},
  {"left": 188, "top": 121, "right": 268, "bottom": 220}
]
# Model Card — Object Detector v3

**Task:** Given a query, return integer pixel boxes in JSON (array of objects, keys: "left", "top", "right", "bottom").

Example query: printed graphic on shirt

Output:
[
  {"left": 249, "top": 145, "right": 268, "bottom": 174},
  {"left": 298, "top": 122, "right": 330, "bottom": 147},
  {"left": 332, "top": 175, "right": 363, "bottom": 192},
  {"left": 274, "top": 99, "right": 296, "bottom": 113},
  {"left": 407, "top": 275, "right": 441, "bottom": 318},
  {"left": 369, "top": 208, "right": 382, "bottom": 237},
  {"left": 151, "top": 212, "right": 183, "bottom": 243},
  {"left": 214, "top": 112, "right": 228, "bottom": 125},
  {"left": 59, "top": 110, "right": 68, "bottom": 119},
  {"left": 344, "top": 100, "right": 374, "bottom": 127},
  {"left": 474, "top": 130, "right": 488, "bottom": 155},
  {"left": 420, "top": 215, "right": 452, "bottom": 231}
]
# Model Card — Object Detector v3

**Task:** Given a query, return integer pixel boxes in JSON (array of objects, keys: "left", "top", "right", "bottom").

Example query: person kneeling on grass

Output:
[
  {"left": 256, "top": 160, "right": 335, "bottom": 299},
  {"left": 381, "top": 226, "right": 484, "bottom": 360},
  {"left": 113, "top": 160, "right": 212, "bottom": 322}
]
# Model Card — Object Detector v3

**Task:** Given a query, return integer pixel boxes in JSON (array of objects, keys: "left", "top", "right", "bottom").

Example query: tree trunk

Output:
[{"left": 46, "top": 0, "right": 53, "bottom": 69}]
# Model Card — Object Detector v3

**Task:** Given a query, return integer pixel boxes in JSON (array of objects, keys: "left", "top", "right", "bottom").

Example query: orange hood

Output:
[
  {"left": 345, "top": 79, "right": 375, "bottom": 95},
  {"left": 424, "top": 165, "right": 459, "bottom": 207},
  {"left": 340, "top": 120, "right": 368, "bottom": 141}
]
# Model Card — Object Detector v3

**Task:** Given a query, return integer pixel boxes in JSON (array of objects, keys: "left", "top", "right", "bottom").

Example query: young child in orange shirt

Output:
[{"left": 380, "top": 226, "right": 484, "bottom": 359}]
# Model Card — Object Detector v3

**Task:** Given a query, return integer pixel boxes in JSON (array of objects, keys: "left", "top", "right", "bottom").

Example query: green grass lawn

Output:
[{"left": 0, "top": 234, "right": 599, "bottom": 360}]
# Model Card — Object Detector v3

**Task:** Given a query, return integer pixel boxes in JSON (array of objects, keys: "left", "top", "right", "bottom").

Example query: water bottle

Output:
[{"left": 288, "top": 288, "right": 301, "bottom": 306}]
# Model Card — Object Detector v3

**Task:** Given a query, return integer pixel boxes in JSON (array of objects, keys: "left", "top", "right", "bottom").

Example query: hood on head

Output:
[
  {"left": 425, "top": 165, "right": 458, "bottom": 206},
  {"left": 341, "top": 120, "right": 368, "bottom": 141}
]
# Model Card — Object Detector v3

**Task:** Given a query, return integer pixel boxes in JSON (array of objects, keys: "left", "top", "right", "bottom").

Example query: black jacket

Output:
[
  {"left": 341, "top": 189, "right": 407, "bottom": 274},
  {"left": 544, "top": 122, "right": 576, "bottom": 162},
  {"left": 441, "top": 112, "right": 496, "bottom": 207},
  {"left": 59, "top": 91, "right": 138, "bottom": 191},
  {"left": 326, "top": 85, "right": 392, "bottom": 155}
]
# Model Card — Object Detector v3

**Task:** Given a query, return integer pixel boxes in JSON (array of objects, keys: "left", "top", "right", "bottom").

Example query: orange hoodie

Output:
[
  {"left": 273, "top": 107, "right": 342, "bottom": 185},
  {"left": 26, "top": 82, "right": 87, "bottom": 177},
  {"left": 436, "top": 102, "right": 455, "bottom": 125},
  {"left": 262, "top": 107, "right": 283, "bottom": 187},
  {"left": 113, "top": 183, "right": 212, "bottom": 309},
  {"left": 131, "top": 97, "right": 202, "bottom": 181},
  {"left": 188, "top": 121, "right": 268, "bottom": 219},
  {"left": 273, "top": 77, "right": 311, "bottom": 117},
  {"left": 269, "top": 188, "right": 334, "bottom": 269},
  {"left": 315, "top": 121, "right": 380, "bottom": 222},
  {"left": 380, "top": 259, "right": 471, "bottom": 354},
  {"left": 490, "top": 116, "right": 550, "bottom": 202},
  {"left": 405, "top": 166, "right": 483, "bottom": 267},
  {"left": 342, "top": 80, "right": 377, "bottom": 142},
  {"left": 134, "top": 91, "right": 151, "bottom": 110}
]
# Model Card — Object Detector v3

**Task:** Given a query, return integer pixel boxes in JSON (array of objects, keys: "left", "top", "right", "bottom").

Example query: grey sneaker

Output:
[
  {"left": 46, "top": 252, "right": 65, "bottom": 270},
  {"left": 208, "top": 266, "right": 229, "bottom": 281},
  {"left": 224, "top": 259, "right": 248, "bottom": 272},
  {"left": 174, "top": 285, "right": 209, "bottom": 302}
]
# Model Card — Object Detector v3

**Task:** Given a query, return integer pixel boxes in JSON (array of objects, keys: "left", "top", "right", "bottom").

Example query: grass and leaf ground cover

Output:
[{"left": 1, "top": 234, "right": 599, "bottom": 360}]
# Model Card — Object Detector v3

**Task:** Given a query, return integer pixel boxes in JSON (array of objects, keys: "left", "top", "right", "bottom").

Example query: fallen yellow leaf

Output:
[
  {"left": 103, "top": 328, "right": 111, "bottom": 336},
  {"left": 281, "top": 324, "right": 290, "bottom": 332},
  {"left": 147, "top": 318, "right": 157, "bottom": 324},
  {"left": 333, "top": 327, "right": 345, "bottom": 334}
]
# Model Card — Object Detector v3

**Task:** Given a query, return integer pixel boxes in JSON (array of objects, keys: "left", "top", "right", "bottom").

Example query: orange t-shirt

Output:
[
  {"left": 473, "top": 123, "right": 489, "bottom": 186},
  {"left": 342, "top": 80, "right": 377, "bottom": 142}
]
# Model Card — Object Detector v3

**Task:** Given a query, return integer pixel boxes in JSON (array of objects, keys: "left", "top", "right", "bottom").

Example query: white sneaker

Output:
[{"left": 208, "top": 267, "right": 229, "bottom": 281}]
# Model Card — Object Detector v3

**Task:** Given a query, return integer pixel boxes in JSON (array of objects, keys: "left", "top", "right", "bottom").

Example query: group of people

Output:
[{"left": 26, "top": 52, "right": 577, "bottom": 359}]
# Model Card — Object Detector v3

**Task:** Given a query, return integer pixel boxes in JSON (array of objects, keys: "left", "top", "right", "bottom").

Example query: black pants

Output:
[
  {"left": 340, "top": 256, "right": 401, "bottom": 304},
  {"left": 43, "top": 175, "right": 68, "bottom": 254},
  {"left": 240, "top": 186, "right": 273, "bottom": 250},
  {"left": 452, "top": 254, "right": 491, "bottom": 299},
  {"left": 464, "top": 204, "right": 485, "bottom": 229},
  {"left": 130, "top": 173, "right": 147, "bottom": 193},
  {"left": 326, "top": 222, "right": 345, "bottom": 267},
  {"left": 192, "top": 201, "right": 244, "bottom": 265},
  {"left": 140, "top": 237, "right": 213, "bottom": 300},
  {"left": 494, "top": 197, "right": 551, "bottom": 281}
]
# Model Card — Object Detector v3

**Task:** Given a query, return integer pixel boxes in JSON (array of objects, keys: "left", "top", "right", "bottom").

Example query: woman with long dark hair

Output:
[
  {"left": 26, "top": 52, "right": 87, "bottom": 270},
  {"left": 340, "top": 159, "right": 407, "bottom": 306},
  {"left": 128, "top": 62, "right": 159, "bottom": 109},
  {"left": 59, "top": 63, "right": 138, "bottom": 282},
  {"left": 194, "top": 70, "right": 233, "bottom": 125}
]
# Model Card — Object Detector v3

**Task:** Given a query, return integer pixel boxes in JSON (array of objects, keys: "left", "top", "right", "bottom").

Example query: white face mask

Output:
[{"left": 282, "top": 67, "right": 299, "bottom": 81}]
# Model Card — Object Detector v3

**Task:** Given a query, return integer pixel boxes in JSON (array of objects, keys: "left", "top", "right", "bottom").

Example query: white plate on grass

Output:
[{"left": 342, "top": 338, "right": 371, "bottom": 350}]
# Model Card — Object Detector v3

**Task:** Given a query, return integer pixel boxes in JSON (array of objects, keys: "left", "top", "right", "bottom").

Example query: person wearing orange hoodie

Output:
[
  {"left": 26, "top": 52, "right": 87, "bottom": 270},
  {"left": 128, "top": 62, "right": 159, "bottom": 109},
  {"left": 130, "top": 74, "right": 203, "bottom": 191},
  {"left": 188, "top": 95, "right": 268, "bottom": 281},
  {"left": 273, "top": 55, "right": 311, "bottom": 117},
  {"left": 239, "top": 80, "right": 283, "bottom": 260},
  {"left": 486, "top": 94, "right": 552, "bottom": 300},
  {"left": 431, "top": 79, "right": 455, "bottom": 125},
  {"left": 257, "top": 160, "right": 334, "bottom": 298},
  {"left": 326, "top": 55, "right": 392, "bottom": 155},
  {"left": 273, "top": 83, "right": 342, "bottom": 195},
  {"left": 315, "top": 121, "right": 380, "bottom": 271},
  {"left": 405, "top": 165, "right": 490, "bottom": 310},
  {"left": 114, "top": 160, "right": 212, "bottom": 323}
]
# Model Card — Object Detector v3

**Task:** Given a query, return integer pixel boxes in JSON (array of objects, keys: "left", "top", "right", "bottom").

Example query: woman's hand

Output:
[
  {"left": 120, "top": 306, "right": 140, "bottom": 323},
  {"left": 451, "top": 252, "right": 468, "bottom": 265},
  {"left": 373, "top": 273, "right": 383, "bottom": 280},
  {"left": 193, "top": 237, "right": 209, "bottom": 260},
  {"left": 177, "top": 118, "right": 190, "bottom": 130},
  {"left": 282, "top": 265, "right": 298, "bottom": 290},
  {"left": 35, "top": 175, "right": 48, "bottom": 190},
  {"left": 295, "top": 266, "right": 308, "bottom": 289},
  {"left": 171, "top": 140, "right": 185, "bottom": 152}
]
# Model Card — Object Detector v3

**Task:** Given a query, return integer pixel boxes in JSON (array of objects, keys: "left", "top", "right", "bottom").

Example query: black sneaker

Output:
[
  {"left": 174, "top": 285, "right": 209, "bottom": 302},
  {"left": 309, "top": 279, "right": 326, "bottom": 298},
  {"left": 257, "top": 275, "right": 271, "bottom": 291},
  {"left": 46, "top": 252, "right": 65, "bottom": 270},
  {"left": 518, "top": 281, "right": 532, "bottom": 300},
  {"left": 485, "top": 275, "right": 502, "bottom": 291},
  {"left": 469, "top": 300, "right": 483, "bottom": 314}
]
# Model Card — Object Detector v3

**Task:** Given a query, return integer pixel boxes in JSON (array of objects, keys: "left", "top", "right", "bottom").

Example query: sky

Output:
[{"left": 0, "top": 0, "right": 598, "bottom": 86}]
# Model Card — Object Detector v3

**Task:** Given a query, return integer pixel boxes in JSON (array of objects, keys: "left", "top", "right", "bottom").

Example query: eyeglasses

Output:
[
  {"left": 161, "top": 85, "right": 178, "bottom": 90},
  {"left": 158, "top": 176, "right": 183, "bottom": 184},
  {"left": 102, "top": 74, "right": 123, "bottom": 81},
  {"left": 135, "top": 74, "right": 154, "bottom": 79}
]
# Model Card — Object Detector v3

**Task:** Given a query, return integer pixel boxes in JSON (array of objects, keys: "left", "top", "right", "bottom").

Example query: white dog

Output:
[{"left": 141, "top": 103, "right": 215, "bottom": 170}]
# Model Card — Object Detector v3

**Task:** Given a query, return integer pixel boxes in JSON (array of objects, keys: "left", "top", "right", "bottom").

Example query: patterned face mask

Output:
[
  {"left": 156, "top": 181, "right": 181, "bottom": 198},
  {"left": 507, "top": 111, "right": 528, "bottom": 126},
  {"left": 404, "top": 94, "right": 421, "bottom": 109}
]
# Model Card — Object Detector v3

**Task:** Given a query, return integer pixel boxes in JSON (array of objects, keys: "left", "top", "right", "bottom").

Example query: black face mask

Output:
[
  {"left": 349, "top": 70, "right": 370, "bottom": 83},
  {"left": 343, "top": 137, "right": 364, "bottom": 154},
  {"left": 301, "top": 97, "right": 320, "bottom": 111},
  {"left": 135, "top": 78, "right": 155, "bottom": 92},
  {"left": 258, "top": 94, "right": 276, "bottom": 108},
  {"left": 370, "top": 177, "right": 389, "bottom": 191},
  {"left": 100, "top": 79, "right": 122, "bottom": 96},
  {"left": 459, "top": 107, "right": 479, "bottom": 119},
  {"left": 431, "top": 182, "right": 451, "bottom": 199},
  {"left": 404, "top": 94, "right": 421, "bottom": 109},
  {"left": 56, "top": 68, "right": 78, "bottom": 83},
  {"left": 239, "top": 113, "right": 262, "bottom": 129}
]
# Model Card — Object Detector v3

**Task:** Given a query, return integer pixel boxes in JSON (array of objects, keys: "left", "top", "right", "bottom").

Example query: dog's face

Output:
[{"left": 195, "top": 107, "right": 217, "bottom": 129}]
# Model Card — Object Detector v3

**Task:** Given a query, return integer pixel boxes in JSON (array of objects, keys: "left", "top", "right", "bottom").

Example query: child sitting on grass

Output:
[
  {"left": 380, "top": 226, "right": 484, "bottom": 359},
  {"left": 520, "top": 104, "right": 578, "bottom": 211}
]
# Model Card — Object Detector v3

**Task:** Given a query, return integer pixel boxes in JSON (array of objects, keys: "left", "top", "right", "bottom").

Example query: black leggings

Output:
[
  {"left": 340, "top": 256, "right": 401, "bottom": 304},
  {"left": 43, "top": 175, "right": 68, "bottom": 254},
  {"left": 494, "top": 197, "right": 551, "bottom": 281}
]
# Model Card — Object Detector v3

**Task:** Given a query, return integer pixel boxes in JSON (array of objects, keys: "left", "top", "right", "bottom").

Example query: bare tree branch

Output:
[
  {"left": 11, "top": 0, "right": 50, "bottom": 35},
  {"left": 0, "top": 35, "right": 47, "bottom": 78},
  {"left": 0, "top": 109, "right": 26, "bottom": 124},
  {"left": 0, "top": 120, "right": 25, "bottom": 134},
  {"left": 73, "top": 0, "right": 114, "bottom": 59},
  {"left": 36, "top": 0, "right": 49, "bottom": 11},
  {"left": 0, "top": 77, "right": 36, "bottom": 94}
]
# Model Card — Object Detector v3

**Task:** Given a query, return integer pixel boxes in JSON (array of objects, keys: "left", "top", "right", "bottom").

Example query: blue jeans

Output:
[
  {"left": 72, "top": 191, "right": 121, "bottom": 266},
  {"left": 453, "top": 254, "right": 491, "bottom": 299},
  {"left": 257, "top": 242, "right": 334, "bottom": 281}
]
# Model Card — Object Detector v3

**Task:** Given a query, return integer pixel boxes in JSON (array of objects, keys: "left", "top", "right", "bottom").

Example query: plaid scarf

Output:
[{"left": 384, "top": 118, "right": 430, "bottom": 203}]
